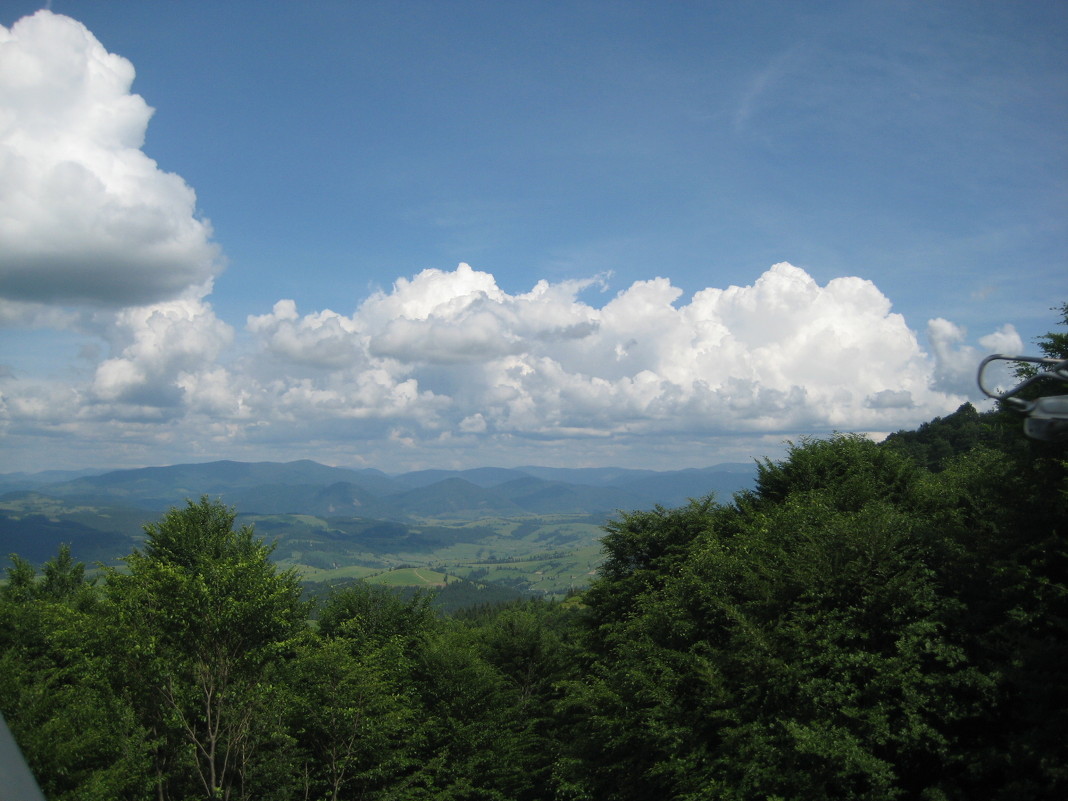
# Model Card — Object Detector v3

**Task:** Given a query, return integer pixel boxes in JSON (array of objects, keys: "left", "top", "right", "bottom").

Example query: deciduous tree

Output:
[{"left": 105, "top": 497, "right": 306, "bottom": 801}]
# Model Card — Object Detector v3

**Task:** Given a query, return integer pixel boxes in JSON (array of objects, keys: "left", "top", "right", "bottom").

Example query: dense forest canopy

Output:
[{"left": 2, "top": 308, "right": 1065, "bottom": 800}]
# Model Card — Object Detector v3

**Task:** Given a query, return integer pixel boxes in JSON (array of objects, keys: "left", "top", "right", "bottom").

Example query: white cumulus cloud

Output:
[
  {"left": 1, "top": 260, "right": 1024, "bottom": 470},
  {"left": 927, "top": 317, "right": 1023, "bottom": 397},
  {"left": 0, "top": 10, "right": 220, "bottom": 307},
  {"left": 91, "top": 285, "right": 233, "bottom": 410},
  {"left": 238, "top": 262, "right": 989, "bottom": 445},
  {"left": 247, "top": 300, "right": 365, "bottom": 369}
]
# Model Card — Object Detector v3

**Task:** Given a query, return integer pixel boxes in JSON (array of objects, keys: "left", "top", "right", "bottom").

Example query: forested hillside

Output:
[{"left": 1, "top": 320, "right": 1065, "bottom": 799}]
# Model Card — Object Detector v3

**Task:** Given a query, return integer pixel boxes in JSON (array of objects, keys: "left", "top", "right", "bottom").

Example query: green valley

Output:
[{"left": 1, "top": 463, "right": 754, "bottom": 599}]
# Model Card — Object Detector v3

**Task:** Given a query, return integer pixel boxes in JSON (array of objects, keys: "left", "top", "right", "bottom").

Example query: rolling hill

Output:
[{"left": 0, "top": 460, "right": 758, "bottom": 590}]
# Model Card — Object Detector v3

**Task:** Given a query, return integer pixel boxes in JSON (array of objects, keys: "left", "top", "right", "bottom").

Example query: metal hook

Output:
[{"left": 976, "top": 354, "right": 1068, "bottom": 442}]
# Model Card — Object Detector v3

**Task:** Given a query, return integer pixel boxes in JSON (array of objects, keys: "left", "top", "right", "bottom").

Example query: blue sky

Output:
[{"left": 1, "top": 1, "right": 1065, "bottom": 472}]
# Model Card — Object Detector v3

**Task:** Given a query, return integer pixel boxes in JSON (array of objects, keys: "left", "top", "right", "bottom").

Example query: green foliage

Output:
[
  {"left": 317, "top": 581, "right": 435, "bottom": 646},
  {"left": 1038, "top": 301, "right": 1068, "bottom": 359},
  {"left": 752, "top": 432, "right": 920, "bottom": 507},
  {"left": 1, "top": 546, "right": 151, "bottom": 801},
  {"left": 104, "top": 497, "right": 307, "bottom": 800},
  {"left": 426, "top": 576, "right": 525, "bottom": 613},
  {"left": 883, "top": 402, "right": 1008, "bottom": 471},
  {"left": 1015, "top": 302, "right": 1068, "bottom": 378},
  {"left": 283, "top": 635, "right": 421, "bottom": 801},
  {"left": 556, "top": 427, "right": 1066, "bottom": 800},
  {"left": 40, "top": 543, "right": 86, "bottom": 600},
  {"left": 2, "top": 552, "right": 38, "bottom": 603},
  {"left": 2, "top": 543, "right": 89, "bottom": 604}
]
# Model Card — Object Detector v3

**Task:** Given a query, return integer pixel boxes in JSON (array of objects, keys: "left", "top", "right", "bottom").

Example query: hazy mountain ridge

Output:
[
  {"left": 0, "top": 459, "right": 757, "bottom": 519},
  {"left": 0, "top": 460, "right": 757, "bottom": 570}
]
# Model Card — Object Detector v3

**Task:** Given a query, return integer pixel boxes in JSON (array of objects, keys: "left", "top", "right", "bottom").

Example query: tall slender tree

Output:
[{"left": 105, "top": 497, "right": 306, "bottom": 801}]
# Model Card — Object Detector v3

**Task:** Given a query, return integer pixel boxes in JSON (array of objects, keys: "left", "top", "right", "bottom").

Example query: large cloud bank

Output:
[
  {"left": 1, "top": 258, "right": 1019, "bottom": 469},
  {"left": 239, "top": 262, "right": 989, "bottom": 442},
  {"left": 0, "top": 11, "right": 220, "bottom": 308}
]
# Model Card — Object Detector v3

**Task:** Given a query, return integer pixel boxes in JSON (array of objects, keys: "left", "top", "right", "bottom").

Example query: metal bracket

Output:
[{"left": 977, "top": 354, "right": 1068, "bottom": 442}]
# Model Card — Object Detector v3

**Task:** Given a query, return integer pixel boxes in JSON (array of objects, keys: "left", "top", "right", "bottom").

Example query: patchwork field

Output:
[
  {"left": 0, "top": 494, "right": 612, "bottom": 599},
  {"left": 1, "top": 459, "right": 756, "bottom": 601},
  {"left": 267, "top": 514, "right": 608, "bottom": 597}
]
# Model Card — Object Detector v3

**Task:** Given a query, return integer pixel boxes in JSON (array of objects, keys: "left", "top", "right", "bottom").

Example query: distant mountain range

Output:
[{"left": 0, "top": 459, "right": 758, "bottom": 520}]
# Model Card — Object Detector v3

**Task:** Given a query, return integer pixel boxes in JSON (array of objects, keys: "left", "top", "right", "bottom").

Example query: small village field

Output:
[{"left": 365, "top": 567, "right": 448, "bottom": 587}]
